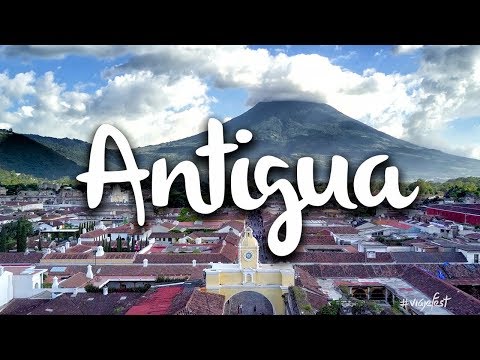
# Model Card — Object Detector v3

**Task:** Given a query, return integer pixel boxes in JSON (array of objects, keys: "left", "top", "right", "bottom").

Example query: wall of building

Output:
[
  {"left": 256, "top": 272, "right": 283, "bottom": 285},
  {"left": 0, "top": 269, "right": 13, "bottom": 307},
  {"left": 217, "top": 227, "right": 241, "bottom": 236},
  {"left": 218, "top": 272, "right": 243, "bottom": 285},
  {"left": 386, "top": 246, "right": 414, "bottom": 252},
  {"left": 459, "top": 249, "right": 480, "bottom": 264},
  {"left": 12, "top": 273, "right": 43, "bottom": 298},
  {"left": 427, "top": 208, "right": 480, "bottom": 226}
]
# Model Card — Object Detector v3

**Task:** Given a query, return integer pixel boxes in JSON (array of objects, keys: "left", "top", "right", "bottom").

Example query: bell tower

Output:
[{"left": 239, "top": 226, "right": 259, "bottom": 269}]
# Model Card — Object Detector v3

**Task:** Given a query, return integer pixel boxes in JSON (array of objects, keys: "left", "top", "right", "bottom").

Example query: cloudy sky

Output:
[{"left": 0, "top": 45, "right": 479, "bottom": 158}]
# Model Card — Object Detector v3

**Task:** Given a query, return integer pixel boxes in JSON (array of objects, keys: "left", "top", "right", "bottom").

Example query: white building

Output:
[
  {"left": 458, "top": 248, "right": 480, "bottom": 264},
  {"left": 357, "top": 225, "right": 398, "bottom": 238},
  {"left": 4, "top": 266, "right": 47, "bottom": 298},
  {"left": 37, "top": 223, "right": 57, "bottom": 232},
  {"left": 217, "top": 221, "right": 244, "bottom": 236},
  {"left": 5, "top": 202, "right": 43, "bottom": 212},
  {"left": 357, "top": 241, "right": 388, "bottom": 253},
  {"left": 0, "top": 266, "right": 13, "bottom": 308},
  {"left": 109, "top": 185, "right": 130, "bottom": 203},
  {"left": 334, "top": 234, "right": 369, "bottom": 245}
]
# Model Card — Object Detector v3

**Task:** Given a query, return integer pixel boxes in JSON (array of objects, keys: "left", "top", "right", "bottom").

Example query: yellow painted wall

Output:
[
  {"left": 219, "top": 272, "right": 243, "bottom": 285},
  {"left": 282, "top": 273, "right": 295, "bottom": 287},
  {"left": 206, "top": 268, "right": 294, "bottom": 315},
  {"left": 256, "top": 272, "right": 282, "bottom": 285},
  {"left": 205, "top": 273, "right": 219, "bottom": 287}
]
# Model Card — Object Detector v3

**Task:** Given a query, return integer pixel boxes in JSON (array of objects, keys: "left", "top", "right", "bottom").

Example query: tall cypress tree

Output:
[{"left": 117, "top": 236, "right": 122, "bottom": 252}]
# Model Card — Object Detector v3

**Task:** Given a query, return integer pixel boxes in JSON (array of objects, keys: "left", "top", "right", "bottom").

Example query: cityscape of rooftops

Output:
[{"left": 1, "top": 45, "right": 480, "bottom": 316}]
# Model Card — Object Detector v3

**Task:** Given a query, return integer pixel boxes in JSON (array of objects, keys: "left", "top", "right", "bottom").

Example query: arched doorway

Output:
[
  {"left": 224, "top": 291, "right": 274, "bottom": 315},
  {"left": 352, "top": 288, "right": 367, "bottom": 300},
  {"left": 370, "top": 288, "right": 385, "bottom": 301}
]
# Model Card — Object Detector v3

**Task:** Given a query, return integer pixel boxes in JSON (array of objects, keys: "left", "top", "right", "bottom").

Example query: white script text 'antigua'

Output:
[{"left": 76, "top": 119, "right": 419, "bottom": 257}]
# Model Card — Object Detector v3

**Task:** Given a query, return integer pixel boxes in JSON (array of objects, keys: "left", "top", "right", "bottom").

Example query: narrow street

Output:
[{"left": 245, "top": 210, "right": 270, "bottom": 263}]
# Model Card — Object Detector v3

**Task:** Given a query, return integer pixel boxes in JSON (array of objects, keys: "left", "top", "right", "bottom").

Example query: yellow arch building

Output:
[{"left": 204, "top": 226, "right": 295, "bottom": 315}]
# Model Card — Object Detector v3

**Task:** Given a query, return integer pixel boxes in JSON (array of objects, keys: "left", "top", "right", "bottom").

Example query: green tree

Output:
[
  {"left": 16, "top": 218, "right": 32, "bottom": 252},
  {"left": 117, "top": 236, "right": 122, "bottom": 252},
  {"left": 0, "top": 218, "right": 33, "bottom": 252},
  {"left": 408, "top": 179, "right": 435, "bottom": 196},
  {"left": 177, "top": 207, "right": 198, "bottom": 222},
  {"left": 318, "top": 300, "right": 342, "bottom": 315}
]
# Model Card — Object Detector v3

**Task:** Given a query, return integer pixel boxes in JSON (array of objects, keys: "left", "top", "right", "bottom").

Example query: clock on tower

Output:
[{"left": 239, "top": 226, "right": 259, "bottom": 268}]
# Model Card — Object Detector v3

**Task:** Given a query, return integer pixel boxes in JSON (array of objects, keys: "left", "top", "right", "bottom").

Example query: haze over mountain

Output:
[
  {"left": 4, "top": 101, "right": 480, "bottom": 181},
  {"left": 134, "top": 101, "right": 480, "bottom": 181}
]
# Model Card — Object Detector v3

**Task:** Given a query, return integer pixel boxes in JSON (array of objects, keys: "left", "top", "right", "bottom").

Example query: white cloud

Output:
[
  {"left": 393, "top": 45, "right": 424, "bottom": 54},
  {"left": 0, "top": 69, "right": 212, "bottom": 147},
  {"left": 2, "top": 45, "right": 480, "bottom": 160},
  {"left": 19, "top": 106, "right": 34, "bottom": 117}
]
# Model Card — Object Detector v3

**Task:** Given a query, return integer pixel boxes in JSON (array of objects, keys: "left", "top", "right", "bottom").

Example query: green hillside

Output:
[{"left": 0, "top": 129, "right": 85, "bottom": 179}]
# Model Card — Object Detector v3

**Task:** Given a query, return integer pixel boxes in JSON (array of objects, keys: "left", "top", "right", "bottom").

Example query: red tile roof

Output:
[
  {"left": 126, "top": 285, "right": 183, "bottom": 315},
  {"left": 181, "top": 289, "right": 225, "bottom": 315},
  {"left": 126, "top": 286, "right": 225, "bottom": 316},
  {"left": 0, "top": 252, "right": 44, "bottom": 265},
  {"left": 297, "top": 264, "right": 406, "bottom": 279},
  {"left": 106, "top": 224, "right": 149, "bottom": 235},
  {"left": 220, "top": 220, "right": 244, "bottom": 233},
  {"left": 66, "top": 244, "right": 94, "bottom": 253},
  {"left": 465, "top": 233, "right": 480, "bottom": 240},
  {"left": 303, "top": 227, "right": 359, "bottom": 235},
  {"left": 224, "top": 233, "right": 240, "bottom": 246},
  {"left": 374, "top": 219, "right": 412, "bottom": 230},
  {"left": 286, "top": 252, "right": 394, "bottom": 264},
  {"left": 149, "top": 232, "right": 186, "bottom": 239},
  {"left": 220, "top": 242, "right": 238, "bottom": 263},
  {"left": 103, "top": 253, "right": 136, "bottom": 260},
  {"left": 157, "top": 222, "right": 177, "bottom": 230},
  {"left": 0, "top": 299, "right": 50, "bottom": 315},
  {"left": 401, "top": 266, "right": 480, "bottom": 315},
  {"left": 36, "top": 264, "right": 207, "bottom": 278},
  {"left": 80, "top": 229, "right": 105, "bottom": 238},
  {"left": 134, "top": 253, "right": 231, "bottom": 264},
  {"left": 43, "top": 253, "right": 92, "bottom": 260},
  {"left": 300, "top": 235, "right": 336, "bottom": 246},
  {"left": 324, "top": 226, "right": 359, "bottom": 235},
  {"left": 59, "top": 272, "right": 90, "bottom": 288},
  {"left": 25, "top": 293, "right": 144, "bottom": 315},
  {"left": 295, "top": 266, "right": 322, "bottom": 293}
]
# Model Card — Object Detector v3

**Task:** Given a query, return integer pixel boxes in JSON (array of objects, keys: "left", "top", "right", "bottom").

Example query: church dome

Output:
[{"left": 240, "top": 226, "right": 258, "bottom": 248}]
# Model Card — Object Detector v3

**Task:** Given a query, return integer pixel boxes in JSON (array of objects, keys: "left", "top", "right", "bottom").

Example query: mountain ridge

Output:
[
  {"left": 3, "top": 100, "right": 480, "bottom": 181},
  {"left": 133, "top": 101, "right": 480, "bottom": 181},
  {"left": 0, "top": 130, "right": 85, "bottom": 179}
]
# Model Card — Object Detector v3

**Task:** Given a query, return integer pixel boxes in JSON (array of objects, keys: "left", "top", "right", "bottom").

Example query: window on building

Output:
[{"left": 474, "top": 254, "right": 479, "bottom": 264}]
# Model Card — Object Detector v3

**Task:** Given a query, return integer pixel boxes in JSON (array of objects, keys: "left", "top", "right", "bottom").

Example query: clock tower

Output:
[
  {"left": 204, "top": 224, "right": 295, "bottom": 314},
  {"left": 239, "top": 226, "right": 259, "bottom": 269}
]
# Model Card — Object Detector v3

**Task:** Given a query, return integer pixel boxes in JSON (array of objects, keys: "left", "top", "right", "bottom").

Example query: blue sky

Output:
[{"left": 0, "top": 45, "right": 479, "bottom": 159}]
